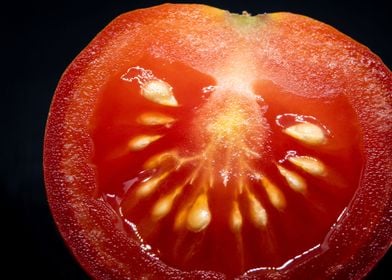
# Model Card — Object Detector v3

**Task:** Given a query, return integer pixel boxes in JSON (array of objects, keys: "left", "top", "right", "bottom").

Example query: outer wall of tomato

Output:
[{"left": 3, "top": 0, "right": 390, "bottom": 279}]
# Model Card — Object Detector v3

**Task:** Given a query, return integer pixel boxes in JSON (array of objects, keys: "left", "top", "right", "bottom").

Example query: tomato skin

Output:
[{"left": 44, "top": 3, "right": 391, "bottom": 280}]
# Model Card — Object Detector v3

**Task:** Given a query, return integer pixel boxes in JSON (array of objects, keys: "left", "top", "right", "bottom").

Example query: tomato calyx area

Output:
[{"left": 91, "top": 56, "right": 363, "bottom": 277}]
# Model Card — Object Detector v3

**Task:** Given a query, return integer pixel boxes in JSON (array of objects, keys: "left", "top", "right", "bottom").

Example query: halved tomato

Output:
[{"left": 44, "top": 4, "right": 391, "bottom": 279}]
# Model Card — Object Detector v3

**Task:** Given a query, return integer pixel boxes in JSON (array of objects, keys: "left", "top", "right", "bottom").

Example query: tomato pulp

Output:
[{"left": 44, "top": 4, "right": 391, "bottom": 279}]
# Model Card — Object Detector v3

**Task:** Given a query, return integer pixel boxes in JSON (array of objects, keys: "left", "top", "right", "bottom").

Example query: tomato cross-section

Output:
[{"left": 44, "top": 4, "right": 391, "bottom": 280}]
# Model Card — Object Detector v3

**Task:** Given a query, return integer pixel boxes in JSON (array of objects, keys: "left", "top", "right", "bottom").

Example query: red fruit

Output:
[{"left": 44, "top": 4, "right": 391, "bottom": 279}]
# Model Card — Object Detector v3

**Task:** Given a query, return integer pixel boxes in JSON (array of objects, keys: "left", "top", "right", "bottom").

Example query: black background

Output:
[{"left": 3, "top": 0, "right": 390, "bottom": 279}]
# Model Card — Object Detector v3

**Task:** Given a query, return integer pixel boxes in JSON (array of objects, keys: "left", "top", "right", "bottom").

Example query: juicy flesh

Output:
[{"left": 91, "top": 57, "right": 363, "bottom": 277}]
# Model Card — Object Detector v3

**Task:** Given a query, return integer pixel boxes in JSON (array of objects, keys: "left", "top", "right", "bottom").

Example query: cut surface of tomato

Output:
[
  {"left": 91, "top": 55, "right": 363, "bottom": 276},
  {"left": 44, "top": 4, "right": 391, "bottom": 280}
]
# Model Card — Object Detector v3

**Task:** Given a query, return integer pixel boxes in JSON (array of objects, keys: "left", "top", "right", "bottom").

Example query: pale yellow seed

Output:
[
  {"left": 230, "top": 201, "right": 243, "bottom": 233},
  {"left": 261, "top": 177, "right": 286, "bottom": 209},
  {"left": 137, "top": 112, "right": 176, "bottom": 126},
  {"left": 208, "top": 170, "right": 214, "bottom": 188},
  {"left": 151, "top": 188, "right": 181, "bottom": 221},
  {"left": 186, "top": 194, "right": 211, "bottom": 232},
  {"left": 141, "top": 79, "right": 179, "bottom": 107},
  {"left": 128, "top": 134, "right": 162, "bottom": 151},
  {"left": 283, "top": 122, "right": 327, "bottom": 145},
  {"left": 174, "top": 207, "right": 188, "bottom": 231},
  {"left": 136, "top": 172, "right": 169, "bottom": 198},
  {"left": 248, "top": 193, "right": 268, "bottom": 228},
  {"left": 143, "top": 151, "right": 176, "bottom": 169},
  {"left": 288, "top": 156, "right": 327, "bottom": 176},
  {"left": 277, "top": 165, "right": 307, "bottom": 193},
  {"left": 238, "top": 178, "right": 246, "bottom": 194}
]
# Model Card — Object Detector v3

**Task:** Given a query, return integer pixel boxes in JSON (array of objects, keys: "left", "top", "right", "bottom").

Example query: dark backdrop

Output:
[{"left": 3, "top": 0, "right": 390, "bottom": 279}]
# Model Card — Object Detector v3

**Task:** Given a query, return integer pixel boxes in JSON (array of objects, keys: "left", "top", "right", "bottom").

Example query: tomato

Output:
[{"left": 44, "top": 4, "right": 391, "bottom": 279}]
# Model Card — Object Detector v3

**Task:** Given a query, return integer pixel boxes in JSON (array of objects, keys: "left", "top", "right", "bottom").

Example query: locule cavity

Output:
[
  {"left": 92, "top": 64, "right": 360, "bottom": 275},
  {"left": 115, "top": 67, "right": 334, "bottom": 234}
]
